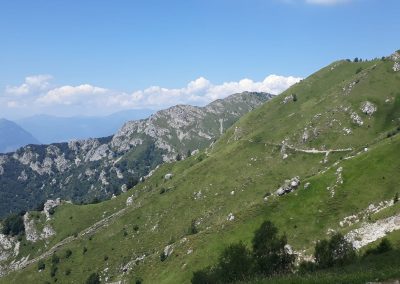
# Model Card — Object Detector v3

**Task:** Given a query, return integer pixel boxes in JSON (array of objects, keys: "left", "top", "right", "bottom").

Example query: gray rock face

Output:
[{"left": 0, "top": 92, "right": 272, "bottom": 217}]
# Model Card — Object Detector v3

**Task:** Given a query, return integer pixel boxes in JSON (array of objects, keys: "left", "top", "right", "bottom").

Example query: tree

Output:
[
  {"left": 315, "top": 233, "right": 356, "bottom": 268},
  {"left": 216, "top": 242, "right": 253, "bottom": 282},
  {"left": 252, "top": 221, "right": 295, "bottom": 276},
  {"left": 187, "top": 149, "right": 192, "bottom": 158},
  {"left": 292, "top": 94, "right": 297, "bottom": 102},
  {"left": 1, "top": 214, "right": 25, "bottom": 236},
  {"left": 176, "top": 153, "right": 182, "bottom": 161},
  {"left": 354, "top": 57, "right": 359, "bottom": 62},
  {"left": 85, "top": 272, "right": 100, "bottom": 284}
]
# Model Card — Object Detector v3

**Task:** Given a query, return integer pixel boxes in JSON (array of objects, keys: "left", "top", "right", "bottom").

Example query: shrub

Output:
[
  {"left": 298, "top": 261, "right": 317, "bottom": 274},
  {"left": 292, "top": 94, "right": 297, "bottom": 102},
  {"left": 176, "top": 153, "right": 182, "bottom": 161},
  {"left": 104, "top": 255, "right": 109, "bottom": 261},
  {"left": 394, "top": 192, "right": 399, "bottom": 204},
  {"left": 50, "top": 265, "right": 58, "bottom": 277},
  {"left": 65, "top": 268, "right": 71, "bottom": 275},
  {"left": 37, "top": 260, "right": 45, "bottom": 271},
  {"left": 133, "top": 225, "right": 139, "bottom": 231},
  {"left": 187, "top": 149, "right": 192, "bottom": 157},
  {"left": 1, "top": 214, "right": 25, "bottom": 236},
  {"left": 65, "top": 249, "right": 72, "bottom": 258},
  {"left": 188, "top": 219, "right": 198, "bottom": 235},
  {"left": 51, "top": 253, "right": 60, "bottom": 265},
  {"left": 85, "top": 272, "right": 100, "bottom": 284},
  {"left": 364, "top": 238, "right": 393, "bottom": 256},
  {"left": 315, "top": 233, "right": 356, "bottom": 268},
  {"left": 160, "top": 251, "right": 167, "bottom": 262},
  {"left": 356, "top": 67, "right": 363, "bottom": 74},
  {"left": 252, "top": 221, "right": 295, "bottom": 276},
  {"left": 83, "top": 247, "right": 88, "bottom": 254},
  {"left": 191, "top": 267, "right": 217, "bottom": 284}
]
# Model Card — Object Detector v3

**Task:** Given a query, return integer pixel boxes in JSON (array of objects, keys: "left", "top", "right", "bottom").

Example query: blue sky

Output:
[{"left": 0, "top": 0, "right": 399, "bottom": 118}]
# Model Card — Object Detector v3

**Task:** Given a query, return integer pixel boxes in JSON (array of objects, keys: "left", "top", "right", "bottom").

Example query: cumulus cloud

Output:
[
  {"left": 37, "top": 84, "right": 109, "bottom": 105},
  {"left": 5, "top": 74, "right": 52, "bottom": 95},
  {"left": 2, "top": 74, "right": 302, "bottom": 117}
]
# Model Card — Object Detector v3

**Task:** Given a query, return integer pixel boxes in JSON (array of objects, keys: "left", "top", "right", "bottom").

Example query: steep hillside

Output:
[
  {"left": 0, "top": 92, "right": 271, "bottom": 217},
  {"left": 1, "top": 52, "right": 400, "bottom": 283},
  {"left": 0, "top": 119, "right": 39, "bottom": 153}
]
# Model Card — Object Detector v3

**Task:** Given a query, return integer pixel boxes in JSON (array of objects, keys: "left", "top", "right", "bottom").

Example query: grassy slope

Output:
[{"left": 2, "top": 58, "right": 400, "bottom": 283}]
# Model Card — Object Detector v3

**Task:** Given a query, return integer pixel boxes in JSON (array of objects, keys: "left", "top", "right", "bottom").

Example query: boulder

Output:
[
  {"left": 360, "top": 101, "right": 377, "bottom": 116},
  {"left": 164, "top": 173, "right": 173, "bottom": 180}
]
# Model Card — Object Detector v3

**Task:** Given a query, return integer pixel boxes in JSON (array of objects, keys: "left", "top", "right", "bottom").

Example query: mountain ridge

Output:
[{"left": 0, "top": 91, "right": 272, "bottom": 217}]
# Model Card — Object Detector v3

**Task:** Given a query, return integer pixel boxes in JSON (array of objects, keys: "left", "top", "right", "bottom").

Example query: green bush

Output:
[
  {"left": 1, "top": 214, "right": 25, "bottom": 236},
  {"left": 188, "top": 219, "right": 198, "bottom": 235},
  {"left": 160, "top": 251, "right": 167, "bottom": 262},
  {"left": 364, "top": 238, "right": 393, "bottom": 256},
  {"left": 51, "top": 253, "right": 60, "bottom": 265},
  {"left": 37, "top": 260, "right": 45, "bottom": 271},
  {"left": 85, "top": 272, "right": 100, "bottom": 284},
  {"left": 50, "top": 265, "right": 58, "bottom": 277},
  {"left": 65, "top": 249, "right": 72, "bottom": 258}
]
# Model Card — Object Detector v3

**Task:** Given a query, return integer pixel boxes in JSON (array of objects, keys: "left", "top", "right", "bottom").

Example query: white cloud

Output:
[
  {"left": 5, "top": 74, "right": 52, "bottom": 95},
  {"left": 37, "top": 84, "right": 109, "bottom": 105},
  {"left": 2, "top": 74, "right": 302, "bottom": 117}
]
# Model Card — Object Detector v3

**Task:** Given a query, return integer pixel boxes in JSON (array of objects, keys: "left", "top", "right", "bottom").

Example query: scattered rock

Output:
[
  {"left": 350, "top": 112, "right": 364, "bottom": 126},
  {"left": 304, "top": 182, "right": 310, "bottom": 189},
  {"left": 361, "top": 101, "right": 377, "bottom": 116},
  {"left": 126, "top": 196, "right": 133, "bottom": 206},
  {"left": 393, "top": 62, "right": 400, "bottom": 72},
  {"left": 227, "top": 213, "right": 235, "bottom": 221},
  {"left": 275, "top": 176, "right": 301, "bottom": 196},
  {"left": 282, "top": 94, "right": 294, "bottom": 104},
  {"left": 164, "top": 245, "right": 174, "bottom": 258}
]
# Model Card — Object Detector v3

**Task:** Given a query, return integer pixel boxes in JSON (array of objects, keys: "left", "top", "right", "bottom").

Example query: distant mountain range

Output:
[
  {"left": 17, "top": 109, "right": 154, "bottom": 144},
  {"left": 0, "top": 92, "right": 271, "bottom": 217},
  {"left": 0, "top": 119, "right": 39, "bottom": 153}
]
